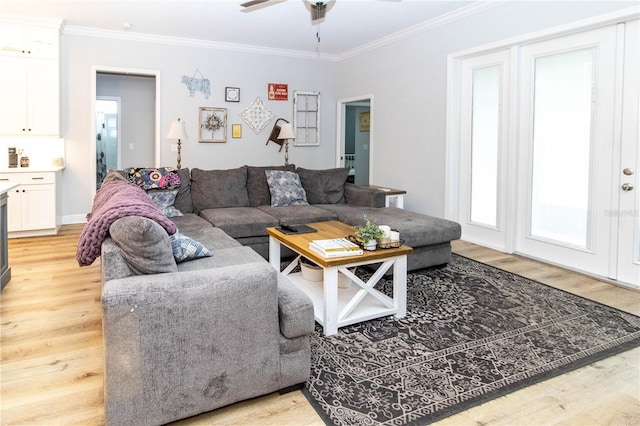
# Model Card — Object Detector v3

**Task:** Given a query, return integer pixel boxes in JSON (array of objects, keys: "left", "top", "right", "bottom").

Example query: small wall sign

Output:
[{"left": 268, "top": 83, "right": 288, "bottom": 101}]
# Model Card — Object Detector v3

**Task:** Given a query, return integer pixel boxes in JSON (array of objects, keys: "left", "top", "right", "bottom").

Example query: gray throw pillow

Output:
[
  {"left": 246, "top": 164, "right": 295, "bottom": 206},
  {"left": 109, "top": 216, "right": 178, "bottom": 275},
  {"left": 265, "top": 170, "right": 309, "bottom": 207},
  {"left": 191, "top": 166, "right": 250, "bottom": 213},
  {"left": 147, "top": 189, "right": 183, "bottom": 218},
  {"left": 296, "top": 167, "right": 350, "bottom": 204}
]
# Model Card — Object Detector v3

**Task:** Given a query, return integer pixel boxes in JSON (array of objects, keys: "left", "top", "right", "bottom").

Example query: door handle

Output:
[{"left": 621, "top": 183, "right": 634, "bottom": 191}]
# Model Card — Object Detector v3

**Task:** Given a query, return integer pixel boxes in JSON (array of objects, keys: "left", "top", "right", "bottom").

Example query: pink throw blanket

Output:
[{"left": 76, "top": 180, "right": 177, "bottom": 266}]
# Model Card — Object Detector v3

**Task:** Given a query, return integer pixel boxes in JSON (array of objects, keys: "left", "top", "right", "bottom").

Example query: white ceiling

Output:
[{"left": 0, "top": 0, "right": 476, "bottom": 56}]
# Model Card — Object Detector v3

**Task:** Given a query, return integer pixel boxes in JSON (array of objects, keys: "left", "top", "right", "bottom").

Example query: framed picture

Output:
[
  {"left": 359, "top": 112, "right": 370, "bottom": 132},
  {"left": 232, "top": 124, "right": 242, "bottom": 138},
  {"left": 199, "top": 107, "right": 227, "bottom": 143},
  {"left": 225, "top": 87, "right": 240, "bottom": 102}
]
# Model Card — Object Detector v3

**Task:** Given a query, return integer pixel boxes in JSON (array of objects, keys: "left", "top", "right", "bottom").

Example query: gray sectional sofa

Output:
[{"left": 97, "top": 165, "right": 461, "bottom": 425}]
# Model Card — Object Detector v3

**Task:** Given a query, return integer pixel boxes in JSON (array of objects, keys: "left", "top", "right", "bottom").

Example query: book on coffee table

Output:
[{"left": 309, "top": 238, "right": 363, "bottom": 258}]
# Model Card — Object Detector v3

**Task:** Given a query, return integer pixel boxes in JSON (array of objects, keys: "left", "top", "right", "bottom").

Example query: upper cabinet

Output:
[
  {"left": 0, "top": 22, "right": 59, "bottom": 59},
  {"left": 0, "top": 17, "right": 62, "bottom": 137}
]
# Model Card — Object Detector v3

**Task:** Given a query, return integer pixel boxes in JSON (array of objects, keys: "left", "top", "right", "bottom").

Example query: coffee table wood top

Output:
[{"left": 266, "top": 220, "right": 413, "bottom": 268}]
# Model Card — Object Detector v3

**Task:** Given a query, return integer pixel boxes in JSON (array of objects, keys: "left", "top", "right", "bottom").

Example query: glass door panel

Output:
[
  {"left": 470, "top": 65, "right": 500, "bottom": 227},
  {"left": 530, "top": 48, "right": 595, "bottom": 248}
]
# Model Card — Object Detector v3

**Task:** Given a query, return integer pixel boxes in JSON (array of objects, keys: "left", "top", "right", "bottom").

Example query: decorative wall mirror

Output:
[{"left": 293, "top": 91, "right": 320, "bottom": 146}]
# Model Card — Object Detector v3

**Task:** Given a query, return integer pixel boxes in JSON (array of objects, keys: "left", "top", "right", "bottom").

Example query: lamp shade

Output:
[
  {"left": 277, "top": 122, "right": 295, "bottom": 140},
  {"left": 167, "top": 119, "right": 188, "bottom": 140}
]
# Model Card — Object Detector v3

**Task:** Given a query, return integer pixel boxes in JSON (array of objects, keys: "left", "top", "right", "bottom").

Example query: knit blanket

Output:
[{"left": 76, "top": 180, "right": 177, "bottom": 266}]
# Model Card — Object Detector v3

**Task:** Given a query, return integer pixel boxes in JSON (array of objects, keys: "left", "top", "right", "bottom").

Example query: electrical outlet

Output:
[
  {"left": 170, "top": 144, "right": 178, "bottom": 152},
  {"left": 128, "top": 143, "right": 134, "bottom": 150}
]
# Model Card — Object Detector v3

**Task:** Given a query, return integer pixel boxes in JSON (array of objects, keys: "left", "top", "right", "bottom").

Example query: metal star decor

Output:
[{"left": 240, "top": 97, "right": 274, "bottom": 134}]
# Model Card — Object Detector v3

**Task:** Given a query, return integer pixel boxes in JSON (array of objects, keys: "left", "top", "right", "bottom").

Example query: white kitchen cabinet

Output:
[
  {"left": 0, "top": 21, "right": 59, "bottom": 59},
  {"left": 0, "top": 171, "right": 61, "bottom": 238},
  {"left": 0, "top": 56, "right": 59, "bottom": 136},
  {"left": 0, "top": 18, "right": 60, "bottom": 137}
]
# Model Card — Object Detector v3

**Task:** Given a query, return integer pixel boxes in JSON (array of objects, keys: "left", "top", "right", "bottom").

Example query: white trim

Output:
[
  {"left": 338, "top": 1, "right": 504, "bottom": 60},
  {"left": 450, "top": 6, "right": 639, "bottom": 60},
  {"left": 65, "top": 26, "right": 339, "bottom": 62}
]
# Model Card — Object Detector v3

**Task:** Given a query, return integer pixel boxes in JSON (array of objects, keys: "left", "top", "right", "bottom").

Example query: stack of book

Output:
[{"left": 309, "top": 238, "right": 363, "bottom": 258}]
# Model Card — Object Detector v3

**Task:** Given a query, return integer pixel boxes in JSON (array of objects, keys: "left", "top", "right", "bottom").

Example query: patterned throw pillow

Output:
[
  {"left": 265, "top": 170, "right": 309, "bottom": 207},
  {"left": 170, "top": 231, "right": 212, "bottom": 263},
  {"left": 125, "top": 167, "right": 181, "bottom": 190},
  {"left": 147, "top": 190, "right": 183, "bottom": 218}
]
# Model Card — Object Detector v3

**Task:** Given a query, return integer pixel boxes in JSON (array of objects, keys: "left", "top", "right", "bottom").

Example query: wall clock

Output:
[{"left": 225, "top": 87, "right": 240, "bottom": 102}]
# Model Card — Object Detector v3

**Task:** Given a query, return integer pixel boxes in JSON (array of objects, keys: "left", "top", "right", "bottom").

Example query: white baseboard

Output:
[{"left": 63, "top": 214, "right": 87, "bottom": 225}]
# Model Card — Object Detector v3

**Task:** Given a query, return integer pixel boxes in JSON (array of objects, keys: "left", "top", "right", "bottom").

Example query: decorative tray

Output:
[{"left": 347, "top": 235, "right": 404, "bottom": 250}]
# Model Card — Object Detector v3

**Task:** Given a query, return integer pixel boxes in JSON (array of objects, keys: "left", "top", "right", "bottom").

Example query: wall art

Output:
[
  {"left": 182, "top": 68, "right": 210, "bottom": 99},
  {"left": 232, "top": 124, "right": 242, "bottom": 138},
  {"left": 240, "top": 97, "right": 274, "bottom": 134},
  {"left": 199, "top": 107, "right": 227, "bottom": 143},
  {"left": 225, "top": 87, "right": 240, "bottom": 102}
]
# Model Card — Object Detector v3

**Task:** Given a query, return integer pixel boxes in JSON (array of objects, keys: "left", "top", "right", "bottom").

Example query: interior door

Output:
[
  {"left": 516, "top": 26, "right": 618, "bottom": 279},
  {"left": 615, "top": 20, "right": 639, "bottom": 285}
]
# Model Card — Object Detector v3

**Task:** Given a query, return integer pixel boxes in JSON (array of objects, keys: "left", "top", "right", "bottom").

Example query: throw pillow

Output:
[
  {"left": 296, "top": 167, "right": 350, "bottom": 204},
  {"left": 265, "top": 170, "right": 309, "bottom": 207},
  {"left": 191, "top": 166, "right": 250, "bottom": 213},
  {"left": 173, "top": 167, "right": 194, "bottom": 214},
  {"left": 147, "top": 189, "right": 183, "bottom": 218},
  {"left": 124, "top": 167, "right": 181, "bottom": 190},
  {"left": 170, "top": 231, "right": 213, "bottom": 262},
  {"left": 246, "top": 164, "right": 295, "bottom": 206},
  {"left": 109, "top": 216, "right": 178, "bottom": 274}
]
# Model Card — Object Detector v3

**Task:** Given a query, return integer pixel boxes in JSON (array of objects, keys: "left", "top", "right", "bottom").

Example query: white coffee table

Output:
[{"left": 266, "top": 221, "right": 413, "bottom": 336}]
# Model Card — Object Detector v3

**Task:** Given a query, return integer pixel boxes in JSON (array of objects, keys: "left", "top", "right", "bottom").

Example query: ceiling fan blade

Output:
[{"left": 240, "top": 0, "right": 270, "bottom": 7}]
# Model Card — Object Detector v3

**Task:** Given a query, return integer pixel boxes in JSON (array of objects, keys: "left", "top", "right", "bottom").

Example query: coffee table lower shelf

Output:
[{"left": 285, "top": 269, "right": 401, "bottom": 331}]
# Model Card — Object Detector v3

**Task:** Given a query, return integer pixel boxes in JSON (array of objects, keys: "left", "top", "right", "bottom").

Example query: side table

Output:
[{"left": 366, "top": 185, "right": 406, "bottom": 208}]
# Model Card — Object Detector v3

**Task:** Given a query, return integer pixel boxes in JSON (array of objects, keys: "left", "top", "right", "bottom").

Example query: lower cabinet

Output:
[{"left": 0, "top": 171, "right": 61, "bottom": 238}]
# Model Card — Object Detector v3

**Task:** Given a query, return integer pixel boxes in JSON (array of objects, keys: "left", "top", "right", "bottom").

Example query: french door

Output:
[{"left": 455, "top": 22, "right": 639, "bottom": 287}]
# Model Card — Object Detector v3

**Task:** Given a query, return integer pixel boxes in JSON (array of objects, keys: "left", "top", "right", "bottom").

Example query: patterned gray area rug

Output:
[{"left": 302, "top": 254, "right": 640, "bottom": 425}]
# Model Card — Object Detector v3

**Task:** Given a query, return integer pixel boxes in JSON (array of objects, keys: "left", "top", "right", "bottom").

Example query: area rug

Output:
[{"left": 302, "top": 254, "right": 640, "bottom": 425}]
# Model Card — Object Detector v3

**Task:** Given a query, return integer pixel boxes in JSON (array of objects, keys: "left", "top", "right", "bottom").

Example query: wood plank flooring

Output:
[{"left": 1, "top": 227, "right": 638, "bottom": 425}]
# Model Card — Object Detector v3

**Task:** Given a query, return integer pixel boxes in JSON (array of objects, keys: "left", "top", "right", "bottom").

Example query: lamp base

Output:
[{"left": 177, "top": 139, "right": 182, "bottom": 169}]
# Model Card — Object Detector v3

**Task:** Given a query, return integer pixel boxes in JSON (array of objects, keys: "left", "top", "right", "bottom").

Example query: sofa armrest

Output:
[
  {"left": 277, "top": 273, "right": 315, "bottom": 338},
  {"left": 344, "top": 183, "right": 386, "bottom": 208},
  {"left": 101, "top": 262, "right": 282, "bottom": 426}
]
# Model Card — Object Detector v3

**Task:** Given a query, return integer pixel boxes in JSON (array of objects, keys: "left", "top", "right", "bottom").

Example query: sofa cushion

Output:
[
  {"left": 297, "top": 167, "right": 350, "bottom": 204},
  {"left": 124, "top": 167, "right": 181, "bottom": 190},
  {"left": 257, "top": 205, "right": 337, "bottom": 225},
  {"left": 147, "top": 189, "right": 183, "bottom": 218},
  {"left": 109, "top": 216, "right": 178, "bottom": 274},
  {"left": 170, "top": 230, "right": 213, "bottom": 262},
  {"left": 191, "top": 166, "right": 250, "bottom": 212},
  {"left": 177, "top": 246, "right": 266, "bottom": 272},
  {"left": 170, "top": 213, "right": 213, "bottom": 232},
  {"left": 180, "top": 226, "right": 242, "bottom": 251},
  {"left": 246, "top": 164, "right": 295, "bottom": 207},
  {"left": 199, "top": 207, "right": 280, "bottom": 238},
  {"left": 265, "top": 170, "right": 308, "bottom": 207},
  {"left": 173, "top": 167, "right": 194, "bottom": 214}
]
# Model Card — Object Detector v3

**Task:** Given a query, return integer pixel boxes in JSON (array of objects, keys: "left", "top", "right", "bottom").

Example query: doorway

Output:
[
  {"left": 91, "top": 67, "right": 160, "bottom": 193},
  {"left": 336, "top": 96, "right": 372, "bottom": 185}
]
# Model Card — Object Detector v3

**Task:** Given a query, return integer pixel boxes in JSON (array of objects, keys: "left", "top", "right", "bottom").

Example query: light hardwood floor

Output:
[{"left": 1, "top": 226, "right": 638, "bottom": 425}]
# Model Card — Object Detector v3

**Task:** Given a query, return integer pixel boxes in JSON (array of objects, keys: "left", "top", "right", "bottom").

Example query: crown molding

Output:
[
  {"left": 337, "top": 1, "right": 505, "bottom": 61},
  {"left": 1, "top": 14, "right": 64, "bottom": 30},
  {"left": 63, "top": 25, "right": 339, "bottom": 61}
]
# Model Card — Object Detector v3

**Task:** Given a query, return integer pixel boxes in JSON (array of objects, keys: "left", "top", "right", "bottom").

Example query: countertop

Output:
[
  {"left": 0, "top": 182, "right": 19, "bottom": 195},
  {"left": 0, "top": 166, "right": 65, "bottom": 173}
]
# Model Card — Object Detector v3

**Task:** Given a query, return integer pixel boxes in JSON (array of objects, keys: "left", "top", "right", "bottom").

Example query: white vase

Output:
[{"left": 364, "top": 239, "right": 377, "bottom": 251}]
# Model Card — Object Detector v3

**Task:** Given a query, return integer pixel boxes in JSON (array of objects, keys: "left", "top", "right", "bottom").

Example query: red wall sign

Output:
[{"left": 268, "top": 83, "right": 288, "bottom": 101}]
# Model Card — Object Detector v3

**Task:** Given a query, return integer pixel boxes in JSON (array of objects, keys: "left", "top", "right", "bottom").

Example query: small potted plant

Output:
[{"left": 355, "top": 216, "right": 385, "bottom": 251}]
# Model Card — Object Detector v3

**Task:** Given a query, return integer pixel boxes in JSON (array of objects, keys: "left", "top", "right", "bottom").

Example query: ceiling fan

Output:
[{"left": 240, "top": 0, "right": 336, "bottom": 23}]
